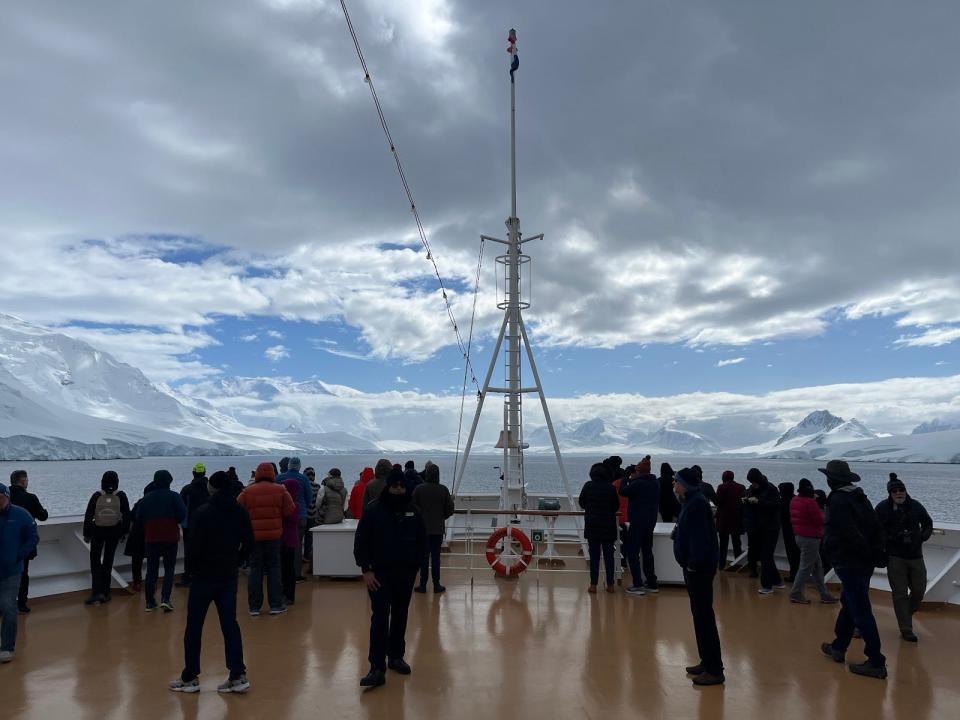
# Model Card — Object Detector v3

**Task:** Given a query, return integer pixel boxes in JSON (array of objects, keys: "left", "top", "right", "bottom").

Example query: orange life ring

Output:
[{"left": 485, "top": 526, "right": 534, "bottom": 577}]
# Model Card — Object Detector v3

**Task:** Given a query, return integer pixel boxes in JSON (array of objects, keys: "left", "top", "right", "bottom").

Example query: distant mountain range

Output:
[{"left": 0, "top": 313, "right": 957, "bottom": 462}]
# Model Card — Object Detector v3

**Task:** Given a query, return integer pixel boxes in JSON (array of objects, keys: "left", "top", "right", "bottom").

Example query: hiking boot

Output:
[
  {"left": 821, "top": 642, "right": 845, "bottom": 663},
  {"left": 388, "top": 658, "right": 412, "bottom": 675},
  {"left": 790, "top": 597, "right": 811, "bottom": 605},
  {"left": 901, "top": 630, "right": 919, "bottom": 643},
  {"left": 685, "top": 663, "right": 704, "bottom": 675},
  {"left": 848, "top": 661, "right": 887, "bottom": 680},
  {"left": 360, "top": 668, "right": 386, "bottom": 688},
  {"left": 160, "top": 601, "right": 174, "bottom": 613},
  {"left": 169, "top": 677, "right": 200, "bottom": 693},
  {"left": 433, "top": 584, "right": 446, "bottom": 594},
  {"left": 17, "top": 604, "right": 30, "bottom": 614},
  {"left": 414, "top": 585, "right": 427, "bottom": 594},
  {"left": 83, "top": 594, "right": 102, "bottom": 606},
  {"left": 217, "top": 674, "right": 250, "bottom": 693},
  {"left": 625, "top": 586, "right": 646, "bottom": 597},
  {"left": 691, "top": 672, "right": 725, "bottom": 686},
  {"left": 0, "top": 651, "right": 14, "bottom": 663}
]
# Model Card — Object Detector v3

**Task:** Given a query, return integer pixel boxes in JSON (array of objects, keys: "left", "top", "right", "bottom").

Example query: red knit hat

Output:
[{"left": 255, "top": 462, "right": 276, "bottom": 482}]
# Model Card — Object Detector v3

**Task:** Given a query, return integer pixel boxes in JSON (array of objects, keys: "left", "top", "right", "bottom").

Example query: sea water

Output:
[{"left": 3, "top": 454, "right": 958, "bottom": 522}]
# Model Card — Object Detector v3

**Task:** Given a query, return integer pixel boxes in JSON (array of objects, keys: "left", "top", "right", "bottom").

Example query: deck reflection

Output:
[{"left": 2, "top": 570, "right": 956, "bottom": 719}]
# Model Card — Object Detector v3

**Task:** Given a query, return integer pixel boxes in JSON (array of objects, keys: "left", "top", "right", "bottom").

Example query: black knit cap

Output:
[{"left": 209, "top": 470, "right": 230, "bottom": 490}]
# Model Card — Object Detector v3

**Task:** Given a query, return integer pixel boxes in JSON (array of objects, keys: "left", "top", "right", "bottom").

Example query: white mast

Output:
[{"left": 453, "top": 30, "right": 575, "bottom": 515}]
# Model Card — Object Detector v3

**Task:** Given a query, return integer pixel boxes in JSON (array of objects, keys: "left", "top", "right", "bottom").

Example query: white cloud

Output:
[
  {"left": 266, "top": 329, "right": 285, "bottom": 340},
  {"left": 265, "top": 345, "right": 289, "bottom": 362},
  {"left": 895, "top": 326, "right": 960, "bottom": 348},
  {"left": 716, "top": 357, "right": 745, "bottom": 367},
  {"left": 239, "top": 334, "right": 258, "bottom": 342},
  {"left": 396, "top": 376, "right": 408, "bottom": 384}
]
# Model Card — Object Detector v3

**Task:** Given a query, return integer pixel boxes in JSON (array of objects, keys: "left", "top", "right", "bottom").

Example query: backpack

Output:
[{"left": 94, "top": 491, "right": 122, "bottom": 527}]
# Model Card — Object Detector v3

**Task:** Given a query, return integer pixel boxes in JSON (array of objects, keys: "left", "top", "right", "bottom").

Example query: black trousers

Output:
[
  {"left": 759, "top": 528, "right": 781, "bottom": 589},
  {"left": 18, "top": 558, "right": 31, "bottom": 608},
  {"left": 182, "top": 577, "right": 246, "bottom": 681},
  {"left": 419, "top": 534, "right": 443, "bottom": 588},
  {"left": 718, "top": 530, "right": 743, "bottom": 569},
  {"left": 89, "top": 537, "right": 120, "bottom": 596},
  {"left": 368, "top": 568, "right": 417, "bottom": 671},
  {"left": 181, "top": 529, "right": 196, "bottom": 583},
  {"left": 281, "top": 546, "right": 296, "bottom": 603},
  {"left": 683, "top": 568, "right": 724, "bottom": 676},
  {"left": 746, "top": 529, "right": 761, "bottom": 572}
]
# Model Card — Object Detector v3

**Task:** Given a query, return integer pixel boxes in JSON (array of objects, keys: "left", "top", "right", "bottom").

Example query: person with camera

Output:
[{"left": 875, "top": 474, "right": 933, "bottom": 642}]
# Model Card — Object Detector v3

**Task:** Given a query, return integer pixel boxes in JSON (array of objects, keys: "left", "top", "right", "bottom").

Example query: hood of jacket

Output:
[
  {"left": 323, "top": 475, "right": 345, "bottom": 492},
  {"left": 152, "top": 470, "right": 173, "bottom": 490},
  {"left": 424, "top": 464, "right": 440, "bottom": 484}
]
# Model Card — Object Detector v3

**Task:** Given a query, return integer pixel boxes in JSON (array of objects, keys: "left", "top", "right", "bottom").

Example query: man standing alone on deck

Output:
[
  {"left": 875, "top": 474, "right": 933, "bottom": 643},
  {"left": 354, "top": 467, "right": 426, "bottom": 689},
  {"left": 819, "top": 460, "right": 887, "bottom": 679},
  {"left": 9, "top": 470, "right": 47, "bottom": 613},
  {"left": 673, "top": 468, "right": 724, "bottom": 686},
  {"left": 170, "top": 471, "right": 255, "bottom": 694},
  {"left": 0, "top": 483, "right": 39, "bottom": 663}
]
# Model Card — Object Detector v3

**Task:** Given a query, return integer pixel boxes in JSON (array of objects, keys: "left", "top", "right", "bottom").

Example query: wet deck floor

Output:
[{"left": 2, "top": 569, "right": 957, "bottom": 720}]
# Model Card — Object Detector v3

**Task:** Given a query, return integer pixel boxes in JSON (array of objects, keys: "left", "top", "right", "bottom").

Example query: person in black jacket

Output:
[
  {"left": 875, "top": 474, "right": 933, "bottom": 642},
  {"left": 124, "top": 476, "right": 163, "bottom": 593},
  {"left": 778, "top": 482, "right": 800, "bottom": 582},
  {"left": 819, "top": 460, "right": 887, "bottom": 680},
  {"left": 169, "top": 471, "right": 255, "bottom": 694},
  {"left": 178, "top": 463, "right": 210, "bottom": 587},
  {"left": 354, "top": 467, "right": 426, "bottom": 689},
  {"left": 619, "top": 456, "right": 660, "bottom": 594},
  {"left": 82, "top": 471, "right": 131, "bottom": 606},
  {"left": 579, "top": 462, "right": 620, "bottom": 594},
  {"left": 9, "top": 470, "right": 47, "bottom": 614},
  {"left": 744, "top": 469, "right": 782, "bottom": 594},
  {"left": 673, "top": 467, "right": 724, "bottom": 686},
  {"left": 658, "top": 463, "right": 681, "bottom": 522}
]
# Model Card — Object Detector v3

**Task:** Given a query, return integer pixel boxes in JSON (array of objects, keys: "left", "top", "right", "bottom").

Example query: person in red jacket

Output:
[
  {"left": 714, "top": 471, "right": 744, "bottom": 570},
  {"left": 238, "top": 463, "right": 295, "bottom": 616},
  {"left": 789, "top": 479, "right": 837, "bottom": 604},
  {"left": 349, "top": 467, "right": 375, "bottom": 520}
]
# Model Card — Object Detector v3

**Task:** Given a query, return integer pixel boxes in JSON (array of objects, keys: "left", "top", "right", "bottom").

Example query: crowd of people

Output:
[
  {"left": 0, "top": 455, "right": 937, "bottom": 692},
  {"left": 579, "top": 456, "right": 934, "bottom": 685}
]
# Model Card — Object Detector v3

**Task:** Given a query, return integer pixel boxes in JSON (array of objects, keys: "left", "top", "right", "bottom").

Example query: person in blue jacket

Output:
[
  {"left": 0, "top": 482, "right": 40, "bottom": 663},
  {"left": 673, "top": 467, "right": 724, "bottom": 686},
  {"left": 277, "top": 456, "right": 311, "bottom": 582},
  {"left": 619, "top": 455, "right": 661, "bottom": 594}
]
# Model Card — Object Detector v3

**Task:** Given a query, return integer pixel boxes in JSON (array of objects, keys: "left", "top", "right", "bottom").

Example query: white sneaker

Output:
[
  {"left": 217, "top": 674, "right": 250, "bottom": 694},
  {"left": 0, "top": 650, "right": 14, "bottom": 663},
  {"left": 758, "top": 587, "right": 774, "bottom": 595},
  {"left": 169, "top": 678, "right": 200, "bottom": 693},
  {"left": 625, "top": 586, "right": 646, "bottom": 596}
]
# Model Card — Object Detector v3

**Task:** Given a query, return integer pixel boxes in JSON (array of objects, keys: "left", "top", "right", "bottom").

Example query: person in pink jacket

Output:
[{"left": 789, "top": 479, "right": 838, "bottom": 604}]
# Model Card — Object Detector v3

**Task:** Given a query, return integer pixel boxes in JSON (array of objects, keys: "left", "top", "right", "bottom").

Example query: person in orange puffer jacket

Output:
[
  {"left": 348, "top": 467, "right": 375, "bottom": 520},
  {"left": 238, "top": 463, "right": 295, "bottom": 615}
]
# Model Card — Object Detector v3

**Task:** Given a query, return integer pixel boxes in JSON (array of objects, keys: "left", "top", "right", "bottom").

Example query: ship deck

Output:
[{"left": 4, "top": 569, "right": 957, "bottom": 720}]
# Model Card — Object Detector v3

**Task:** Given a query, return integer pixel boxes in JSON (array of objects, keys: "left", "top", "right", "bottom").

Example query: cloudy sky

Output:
[{"left": 2, "top": 1, "right": 959, "bottom": 439}]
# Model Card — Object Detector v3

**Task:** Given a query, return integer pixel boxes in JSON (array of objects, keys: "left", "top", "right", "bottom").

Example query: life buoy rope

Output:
[{"left": 485, "top": 526, "right": 534, "bottom": 577}]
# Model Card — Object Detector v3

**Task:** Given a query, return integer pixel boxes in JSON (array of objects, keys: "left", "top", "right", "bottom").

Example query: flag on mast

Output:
[{"left": 507, "top": 28, "right": 519, "bottom": 79}]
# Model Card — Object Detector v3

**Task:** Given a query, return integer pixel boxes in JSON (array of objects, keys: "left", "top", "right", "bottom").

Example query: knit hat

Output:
[
  {"left": 101, "top": 471, "right": 119, "bottom": 492},
  {"left": 637, "top": 455, "right": 651, "bottom": 474},
  {"left": 675, "top": 467, "right": 700, "bottom": 491},
  {"left": 288, "top": 457, "right": 302, "bottom": 471},
  {"left": 386, "top": 466, "right": 406, "bottom": 487},
  {"left": 746, "top": 468, "right": 765, "bottom": 485},
  {"left": 193, "top": 463, "right": 206, "bottom": 474},
  {"left": 328, "top": 468, "right": 341, "bottom": 478},
  {"left": 0, "top": 483, "right": 8, "bottom": 498},
  {"left": 209, "top": 470, "right": 230, "bottom": 490},
  {"left": 279, "top": 457, "right": 290, "bottom": 473},
  {"left": 404, "top": 460, "right": 416, "bottom": 470},
  {"left": 255, "top": 462, "right": 276, "bottom": 482},
  {"left": 817, "top": 459, "right": 860, "bottom": 484},
  {"left": 721, "top": 470, "right": 735, "bottom": 483},
  {"left": 887, "top": 476, "right": 906, "bottom": 494}
]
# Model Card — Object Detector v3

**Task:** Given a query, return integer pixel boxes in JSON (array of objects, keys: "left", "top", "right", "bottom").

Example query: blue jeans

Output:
[
  {"left": 588, "top": 540, "right": 615, "bottom": 586},
  {"left": 832, "top": 567, "right": 885, "bottom": 667},
  {"left": 419, "top": 534, "right": 443, "bottom": 588},
  {"left": 248, "top": 540, "right": 283, "bottom": 612},
  {"left": 0, "top": 574, "right": 20, "bottom": 651},
  {"left": 182, "top": 577, "right": 245, "bottom": 681},
  {"left": 145, "top": 542, "right": 178, "bottom": 605},
  {"left": 625, "top": 524, "right": 657, "bottom": 588}
]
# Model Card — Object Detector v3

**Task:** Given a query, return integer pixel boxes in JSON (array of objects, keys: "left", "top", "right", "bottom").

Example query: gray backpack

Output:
[{"left": 94, "top": 491, "right": 122, "bottom": 527}]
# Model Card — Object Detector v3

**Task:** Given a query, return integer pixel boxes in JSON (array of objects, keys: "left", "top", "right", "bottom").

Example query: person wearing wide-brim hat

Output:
[{"left": 818, "top": 460, "right": 888, "bottom": 679}]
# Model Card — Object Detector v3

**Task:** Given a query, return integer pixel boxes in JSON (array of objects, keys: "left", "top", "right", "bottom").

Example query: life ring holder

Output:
[{"left": 485, "top": 526, "right": 534, "bottom": 577}]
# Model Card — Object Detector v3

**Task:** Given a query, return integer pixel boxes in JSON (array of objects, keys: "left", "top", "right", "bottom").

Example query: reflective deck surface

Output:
[{"left": 3, "top": 570, "right": 957, "bottom": 720}]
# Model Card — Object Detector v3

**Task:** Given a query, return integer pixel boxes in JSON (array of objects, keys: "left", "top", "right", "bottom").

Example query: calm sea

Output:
[{"left": 3, "top": 453, "right": 958, "bottom": 523}]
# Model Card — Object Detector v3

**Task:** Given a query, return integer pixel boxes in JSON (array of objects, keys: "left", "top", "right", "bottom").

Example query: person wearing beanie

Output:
[
  {"left": 778, "top": 482, "right": 801, "bottom": 582},
  {"left": 277, "top": 456, "right": 312, "bottom": 583},
  {"left": 170, "top": 469, "right": 255, "bottom": 694},
  {"left": 672, "top": 468, "right": 724, "bottom": 686},
  {"left": 818, "top": 459, "right": 887, "bottom": 679},
  {"left": 402, "top": 461, "right": 422, "bottom": 491},
  {"left": 238, "top": 462, "right": 296, "bottom": 616},
  {"left": 658, "top": 462, "right": 680, "bottom": 522},
  {"left": 619, "top": 456, "right": 660, "bottom": 594},
  {"left": 412, "top": 462, "right": 455, "bottom": 594},
  {"left": 225, "top": 467, "right": 245, "bottom": 499},
  {"left": 82, "top": 471, "right": 131, "bottom": 605},
  {"left": 692, "top": 466, "right": 718, "bottom": 507},
  {"left": 579, "top": 463, "right": 620, "bottom": 594},
  {"left": 789, "top": 479, "right": 837, "bottom": 605},
  {"left": 179, "top": 464, "right": 211, "bottom": 588},
  {"left": 350, "top": 467, "right": 375, "bottom": 520},
  {"left": 743, "top": 468, "right": 782, "bottom": 594},
  {"left": 8, "top": 470, "right": 47, "bottom": 614},
  {"left": 362, "top": 459, "right": 395, "bottom": 513},
  {"left": 0, "top": 482, "right": 39, "bottom": 663},
  {"left": 875, "top": 476, "right": 933, "bottom": 642},
  {"left": 279, "top": 475, "right": 303, "bottom": 606},
  {"left": 137, "top": 470, "right": 187, "bottom": 612},
  {"left": 715, "top": 470, "right": 745, "bottom": 571},
  {"left": 354, "top": 466, "right": 426, "bottom": 688},
  {"left": 318, "top": 468, "right": 348, "bottom": 526}
]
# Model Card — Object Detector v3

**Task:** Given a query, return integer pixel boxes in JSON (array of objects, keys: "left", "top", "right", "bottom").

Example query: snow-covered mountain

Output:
[
  {"left": 774, "top": 410, "right": 844, "bottom": 446},
  {"left": 525, "top": 419, "right": 721, "bottom": 455},
  {"left": 913, "top": 419, "right": 960, "bottom": 435}
]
